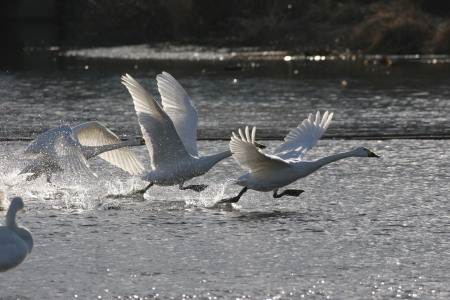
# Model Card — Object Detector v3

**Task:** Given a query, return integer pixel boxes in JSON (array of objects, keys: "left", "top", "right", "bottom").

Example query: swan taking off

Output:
[
  {"left": 0, "top": 197, "right": 33, "bottom": 272},
  {"left": 220, "top": 111, "right": 380, "bottom": 203},
  {"left": 20, "top": 122, "right": 145, "bottom": 182},
  {"left": 121, "top": 72, "right": 233, "bottom": 193}
]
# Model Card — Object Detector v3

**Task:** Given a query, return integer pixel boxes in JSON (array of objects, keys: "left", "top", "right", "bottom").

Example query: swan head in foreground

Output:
[{"left": 0, "top": 197, "right": 33, "bottom": 272}]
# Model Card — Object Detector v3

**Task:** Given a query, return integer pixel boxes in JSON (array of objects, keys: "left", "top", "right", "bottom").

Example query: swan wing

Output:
[
  {"left": 72, "top": 122, "right": 144, "bottom": 175},
  {"left": 121, "top": 74, "right": 190, "bottom": 170},
  {"left": 231, "top": 126, "right": 290, "bottom": 173},
  {"left": 274, "top": 111, "right": 333, "bottom": 160},
  {"left": 157, "top": 72, "right": 199, "bottom": 156},
  {"left": 53, "top": 133, "right": 96, "bottom": 177},
  {"left": 24, "top": 124, "right": 73, "bottom": 157},
  {"left": 23, "top": 125, "right": 95, "bottom": 177}
]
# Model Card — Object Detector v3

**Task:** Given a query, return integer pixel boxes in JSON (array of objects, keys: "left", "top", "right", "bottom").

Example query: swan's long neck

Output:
[
  {"left": 310, "top": 149, "right": 358, "bottom": 173},
  {"left": 83, "top": 139, "right": 139, "bottom": 159},
  {"left": 5, "top": 198, "right": 33, "bottom": 253},
  {"left": 6, "top": 206, "right": 19, "bottom": 231},
  {"left": 200, "top": 150, "right": 232, "bottom": 169}
]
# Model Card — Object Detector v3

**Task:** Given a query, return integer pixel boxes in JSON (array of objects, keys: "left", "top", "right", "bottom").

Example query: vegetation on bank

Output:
[{"left": 2, "top": 0, "right": 450, "bottom": 55}]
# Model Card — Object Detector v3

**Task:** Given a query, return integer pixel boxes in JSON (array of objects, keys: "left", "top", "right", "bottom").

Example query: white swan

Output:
[
  {"left": 20, "top": 121, "right": 145, "bottom": 182},
  {"left": 121, "top": 72, "right": 233, "bottom": 193},
  {"left": 0, "top": 197, "right": 33, "bottom": 272},
  {"left": 220, "top": 111, "right": 380, "bottom": 203}
]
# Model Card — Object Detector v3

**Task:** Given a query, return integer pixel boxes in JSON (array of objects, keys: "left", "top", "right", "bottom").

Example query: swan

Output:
[
  {"left": 122, "top": 72, "right": 239, "bottom": 193},
  {"left": 0, "top": 197, "right": 33, "bottom": 272},
  {"left": 220, "top": 111, "right": 380, "bottom": 203},
  {"left": 20, "top": 121, "right": 145, "bottom": 182}
]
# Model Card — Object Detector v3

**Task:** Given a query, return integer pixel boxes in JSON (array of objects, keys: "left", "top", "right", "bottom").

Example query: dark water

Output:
[
  {"left": 1, "top": 47, "right": 450, "bottom": 140},
  {"left": 0, "top": 47, "right": 449, "bottom": 299}
]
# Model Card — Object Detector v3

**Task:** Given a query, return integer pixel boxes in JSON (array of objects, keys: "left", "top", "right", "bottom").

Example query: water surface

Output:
[{"left": 0, "top": 46, "right": 449, "bottom": 299}]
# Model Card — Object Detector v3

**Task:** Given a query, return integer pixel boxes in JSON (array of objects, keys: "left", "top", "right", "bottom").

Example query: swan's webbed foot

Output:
[
  {"left": 179, "top": 183, "right": 208, "bottom": 192},
  {"left": 219, "top": 196, "right": 240, "bottom": 204},
  {"left": 135, "top": 182, "right": 154, "bottom": 194},
  {"left": 46, "top": 175, "right": 53, "bottom": 183},
  {"left": 273, "top": 189, "right": 305, "bottom": 199},
  {"left": 26, "top": 173, "right": 40, "bottom": 181},
  {"left": 219, "top": 187, "right": 248, "bottom": 204}
]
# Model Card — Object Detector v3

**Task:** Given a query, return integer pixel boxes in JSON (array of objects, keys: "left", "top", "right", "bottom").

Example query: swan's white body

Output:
[
  {"left": 223, "top": 111, "right": 379, "bottom": 202},
  {"left": 20, "top": 122, "right": 145, "bottom": 181},
  {"left": 0, "top": 197, "right": 33, "bottom": 272},
  {"left": 121, "top": 72, "right": 231, "bottom": 190}
]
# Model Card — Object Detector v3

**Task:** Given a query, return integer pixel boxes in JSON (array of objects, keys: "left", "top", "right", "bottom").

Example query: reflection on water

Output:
[{"left": 64, "top": 44, "right": 450, "bottom": 64}]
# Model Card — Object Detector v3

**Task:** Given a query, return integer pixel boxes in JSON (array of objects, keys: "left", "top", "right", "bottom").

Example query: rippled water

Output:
[
  {"left": 2, "top": 47, "right": 450, "bottom": 140},
  {"left": 0, "top": 47, "right": 449, "bottom": 299}
]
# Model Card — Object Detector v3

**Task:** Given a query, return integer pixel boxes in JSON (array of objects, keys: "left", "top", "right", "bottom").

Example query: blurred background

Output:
[
  {"left": 1, "top": 0, "right": 450, "bottom": 55},
  {"left": 0, "top": 0, "right": 449, "bottom": 140}
]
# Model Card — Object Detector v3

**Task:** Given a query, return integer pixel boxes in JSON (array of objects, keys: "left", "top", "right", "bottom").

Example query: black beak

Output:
[
  {"left": 369, "top": 151, "right": 380, "bottom": 158},
  {"left": 254, "top": 141, "right": 267, "bottom": 149}
]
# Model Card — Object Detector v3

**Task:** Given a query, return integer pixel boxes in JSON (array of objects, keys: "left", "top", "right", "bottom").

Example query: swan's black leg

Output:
[
  {"left": 179, "top": 183, "right": 208, "bottom": 192},
  {"left": 273, "top": 189, "right": 305, "bottom": 198},
  {"left": 219, "top": 187, "right": 249, "bottom": 203},
  {"left": 46, "top": 173, "right": 53, "bottom": 183},
  {"left": 137, "top": 182, "right": 154, "bottom": 194},
  {"left": 26, "top": 173, "right": 40, "bottom": 181}
]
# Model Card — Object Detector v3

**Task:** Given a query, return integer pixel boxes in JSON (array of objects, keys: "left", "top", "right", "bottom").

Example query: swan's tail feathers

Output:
[{"left": 274, "top": 111, "right": 333, "bottom": 160}]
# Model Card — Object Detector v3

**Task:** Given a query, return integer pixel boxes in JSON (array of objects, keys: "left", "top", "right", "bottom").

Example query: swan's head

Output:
[
  {"left": 9, "top": 197, "right": 25, "bottom": 213},
  {"left": 354, "top": 147, "right": 380, "bottom": 158},
  {"left": 136, "top": 137, "right": 146, "bottom": 145}
]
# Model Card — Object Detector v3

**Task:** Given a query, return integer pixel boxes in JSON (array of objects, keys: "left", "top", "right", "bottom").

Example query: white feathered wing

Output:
[{"left": 274, "top": 111, "right": 333, "bottom": 160}]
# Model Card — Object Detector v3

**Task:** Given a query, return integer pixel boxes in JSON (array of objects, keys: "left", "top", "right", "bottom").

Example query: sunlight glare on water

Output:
[{"left": 1, "top": 139, "right": 449, "bottom": 299}]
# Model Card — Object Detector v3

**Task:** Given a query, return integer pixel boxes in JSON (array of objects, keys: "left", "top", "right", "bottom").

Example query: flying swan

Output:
[
  {"left": 0, "top": 197, "right": 33, "bottom": 272},
  {"left": 121, "top": 72, "right": 260, "bottom": 193},
  {"left": 220, "top": 111, "right": 380, "bottom": 203},
  {"left": 20, "top": 122, "right": 145, "bottom": 182}
]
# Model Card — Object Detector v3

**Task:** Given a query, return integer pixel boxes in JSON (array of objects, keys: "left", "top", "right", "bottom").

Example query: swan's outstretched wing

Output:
[
  {"left": 24, "top": 124, "right": 73, "bottom": 157},
  {"left": 121, "top": 74, "right": 190, "bottom": 170},
  {"left": 156, "top": 72, "right": 199, "bottom": 156},
  {"left": 274, "top": 111, "right": 333, "bottom": 160},
  {"left": 72, "top": 122, "right": 144, "bottom": 175},
  {"left": 53, "top": 132, "right": 96, "bottom": 177},
  {"left": 231, "top": 126, "right": 290, "bottom": 173},
  {"left": 23, "top": 125, "right": 95, "bottom": 177}
]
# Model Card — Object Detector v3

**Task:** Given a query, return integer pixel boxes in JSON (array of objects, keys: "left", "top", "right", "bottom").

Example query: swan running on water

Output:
[
  {"left": 0, "top": 197, "right": 33, "bottom": 272},
  {"left": 220, "top": 111, "right": 380, "bottom": 203},
  {"left": 122, "top": 72, "right": 242, "bottom": 193},
  {"left": 20, "top": 122, "right": 145, "bottom": 182}
]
